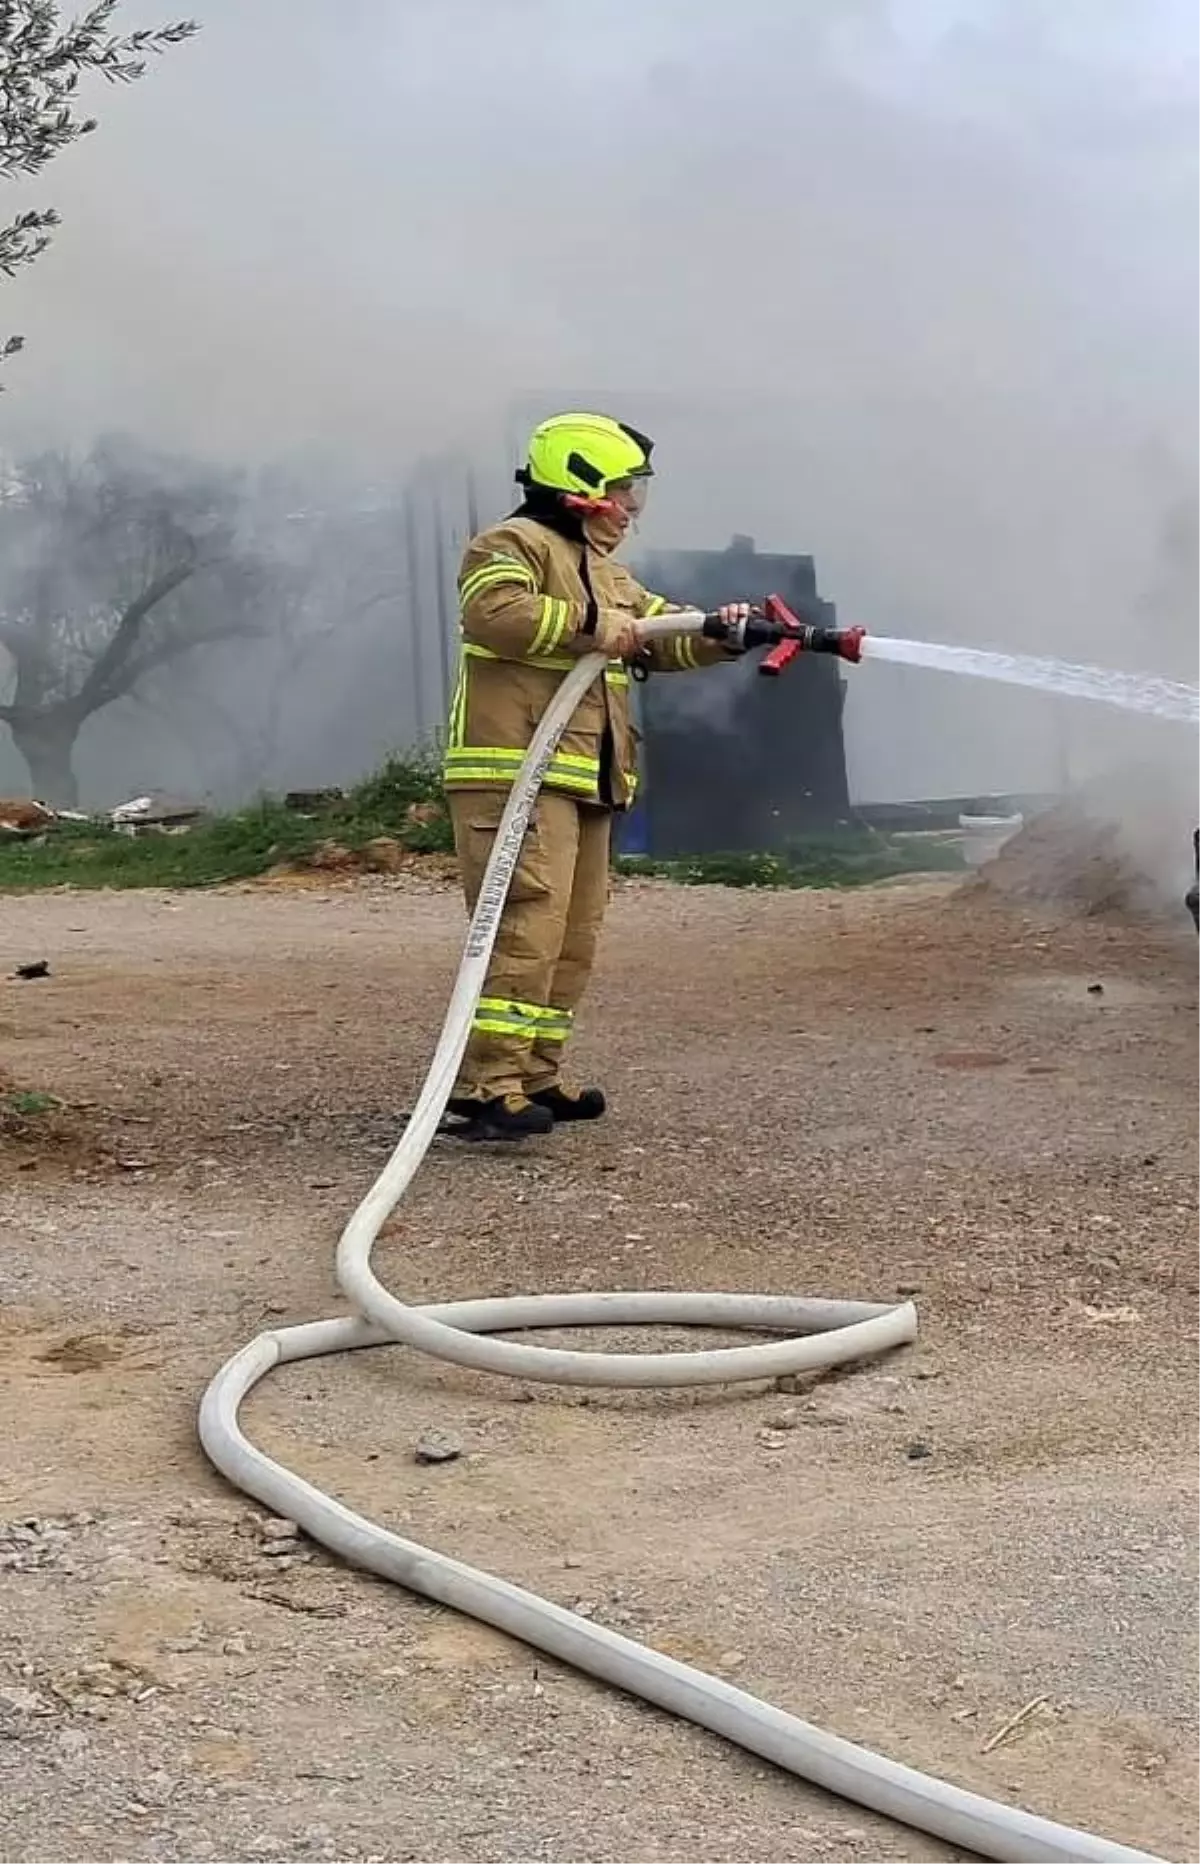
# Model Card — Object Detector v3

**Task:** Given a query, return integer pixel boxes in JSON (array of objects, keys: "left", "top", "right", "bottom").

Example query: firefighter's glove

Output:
[{"left": 591, "top": 610, "right": 644, "bottom": 660}]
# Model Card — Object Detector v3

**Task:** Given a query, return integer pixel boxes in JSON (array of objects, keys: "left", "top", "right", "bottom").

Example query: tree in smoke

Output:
[
  {"left": 0, "top": 437, "right": 268, "bottom": 804},
  {"left": 128, "top": 489, "right": 413, "bottom": 803},
  {"left": 1, "top": 0, "right": 197, "bottom": 373}
]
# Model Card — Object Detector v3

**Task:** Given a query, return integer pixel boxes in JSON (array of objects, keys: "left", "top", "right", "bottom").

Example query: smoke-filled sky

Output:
[
  {"left": 5, "top": 1, "right": 1195, "bottom": 463},
  {"left": 1, "top": 0, "right": 1197, "bottom": 806}
]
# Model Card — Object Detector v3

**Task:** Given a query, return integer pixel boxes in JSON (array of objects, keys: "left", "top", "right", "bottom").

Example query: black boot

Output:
[
  {"left": 529, "top": 1083, "right": 607, "bottom": 1123},
  {"left": 444, "top": 1093, "right": 554, "bottom": 1142}
]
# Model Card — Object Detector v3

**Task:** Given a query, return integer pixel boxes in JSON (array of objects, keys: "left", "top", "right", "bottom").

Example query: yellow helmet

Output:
[{"left": 520, "top": 411, "right": 654, "bottom": 501}]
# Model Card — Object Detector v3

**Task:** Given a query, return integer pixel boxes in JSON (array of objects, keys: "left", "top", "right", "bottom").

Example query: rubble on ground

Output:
[
  {"left": 0, "top": 798, "right": 60, "bottom": 837},
  {"left": 300, "top": 837, "right": 358, "bottom": 873},
  {"left": 109, "top": 792, "right": 207, "bottom": 835},
  {"left": 0, "top": 791, "right": 209, "bottom": 841},
  {"left": 361, "top": 835, "right": 406, "bottom": 873},
  {"left": 274, "top": 835, "right": 455, "bottom": 884}
]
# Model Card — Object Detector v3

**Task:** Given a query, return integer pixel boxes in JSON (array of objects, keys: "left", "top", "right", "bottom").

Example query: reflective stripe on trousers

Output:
[{"left": 472, "top": 997, "right": 575, "bottom": 1043}]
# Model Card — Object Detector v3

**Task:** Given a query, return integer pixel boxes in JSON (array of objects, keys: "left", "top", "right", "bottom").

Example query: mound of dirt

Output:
[
  {"left": 270, "top": 836, "right": 458, "bottom": 884},
  {"left": 969, "top": 802, "right": 1183, "bottom": 920}
]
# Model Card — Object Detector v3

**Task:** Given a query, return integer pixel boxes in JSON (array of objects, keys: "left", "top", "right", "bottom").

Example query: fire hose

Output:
[{"left": 199, "top": 605, "right": 1167, "bottom": 1864}]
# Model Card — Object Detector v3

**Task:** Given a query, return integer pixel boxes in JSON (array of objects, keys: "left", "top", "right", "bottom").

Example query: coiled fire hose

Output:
[{"left": 199, "top": 612, "right": 1167, "bottom": 1864}]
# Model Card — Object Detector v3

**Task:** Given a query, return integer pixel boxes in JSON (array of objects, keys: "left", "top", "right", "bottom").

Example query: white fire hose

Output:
[{"left": 199, "top": 612, "right": 1168, "bottom": 1864}]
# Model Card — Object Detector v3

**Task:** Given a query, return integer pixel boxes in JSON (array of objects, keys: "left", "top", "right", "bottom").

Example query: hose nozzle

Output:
[
  {"left": 757, "top": 598, "right": 865, "bottom": 676},
  {"left": 776, "top": 622, "right": 865, "bottom": 666},
  {"left": 698, "top": 599, "right": 866, "bottom": 669}
]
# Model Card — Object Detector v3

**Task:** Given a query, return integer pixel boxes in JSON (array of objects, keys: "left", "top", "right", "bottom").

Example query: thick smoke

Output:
[{"left": 0, "top": 0, "right": 1195, "bottom": 859}]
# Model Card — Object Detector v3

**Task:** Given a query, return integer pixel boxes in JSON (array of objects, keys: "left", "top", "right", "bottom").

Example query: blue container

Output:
[{"left": 617, "top": 798, "right": 650, "bottom": 856}]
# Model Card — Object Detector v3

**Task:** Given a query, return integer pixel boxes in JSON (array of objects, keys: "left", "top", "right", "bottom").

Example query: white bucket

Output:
[{"left": 957, "top": 812, "right": 1024, "bottom": 867}]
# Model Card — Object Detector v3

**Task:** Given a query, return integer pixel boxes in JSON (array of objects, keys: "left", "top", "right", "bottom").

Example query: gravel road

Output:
[{"left": 1, "top": 872, "right": 1196, "bottom": 1863}]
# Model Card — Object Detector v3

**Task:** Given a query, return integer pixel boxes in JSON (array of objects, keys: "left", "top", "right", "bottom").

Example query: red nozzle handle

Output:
[
  {"left": 759, "top": 641, "right": 801, "bottom": 676},
  {"left": 759, "top": 595, "right": 804, "bottom": 676}
]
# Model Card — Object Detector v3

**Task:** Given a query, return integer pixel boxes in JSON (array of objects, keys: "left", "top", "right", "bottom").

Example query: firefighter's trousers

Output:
[{"left": 448, "top": 789, "right": 611, "bottom": 1102}]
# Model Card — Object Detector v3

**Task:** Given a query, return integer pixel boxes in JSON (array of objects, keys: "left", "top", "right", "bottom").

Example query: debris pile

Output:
[
  {"left": 969, "top": 799, "right": 1188, "bottom": 922},
  {"left": 0, "top": 798, "right": 58, "bottom": 838},
  {"left": 273, "top": 834, "right": 456, "bottom": 885},
  {"left": 109, "top": 792, "right": 207, "bottom": 836},
  {"left": 0, "top": 791, "right": 207, "bottom": 841}
]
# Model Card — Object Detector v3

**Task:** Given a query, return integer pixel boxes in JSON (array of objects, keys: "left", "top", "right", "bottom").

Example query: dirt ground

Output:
[{"left": 1, "top": 871, "right": 1197, "bottom": 1864}]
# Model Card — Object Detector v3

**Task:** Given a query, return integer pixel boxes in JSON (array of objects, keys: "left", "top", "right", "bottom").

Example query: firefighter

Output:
[{"left": 443, "top": 411, "right": 750, "bottom": 1141}]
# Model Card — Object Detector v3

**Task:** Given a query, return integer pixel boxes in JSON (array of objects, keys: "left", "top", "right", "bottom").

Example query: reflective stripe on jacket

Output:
[{"left": 443, "top": 515, "right": 728, "bottom": 809}]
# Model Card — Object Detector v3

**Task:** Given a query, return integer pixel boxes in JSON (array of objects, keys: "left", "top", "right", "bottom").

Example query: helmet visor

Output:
[{"left": 608, "top": 475, "right": 650, "bottom": 517}]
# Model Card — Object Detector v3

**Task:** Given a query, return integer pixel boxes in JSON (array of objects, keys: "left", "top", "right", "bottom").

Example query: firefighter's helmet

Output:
[{"left": 520, "top": 412, "right": 654, "bottom": 503}]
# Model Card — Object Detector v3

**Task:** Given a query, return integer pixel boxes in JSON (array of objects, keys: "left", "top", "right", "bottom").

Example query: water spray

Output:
[
  {"left": 686, "top": 592, "right": 1198, "bottom": 726},
  {"left": 743, "top": 597, "right": 1197, "bottom": 926},
  {"left": 863, "top": 635, "right": 1199, "bottom": 725}
]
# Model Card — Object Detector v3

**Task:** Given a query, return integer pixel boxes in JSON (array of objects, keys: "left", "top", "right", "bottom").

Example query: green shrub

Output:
[
  {"left": 0, "top": 761, "right": 962, "bottom": 893},
  {"left": 346, "top": 748, "right": 443, "bottom": 819}
]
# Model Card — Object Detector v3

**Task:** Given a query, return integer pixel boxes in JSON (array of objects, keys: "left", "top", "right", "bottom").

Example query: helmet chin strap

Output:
[{"left": 561, "top": 492, "right": 625, "bottom": 521}]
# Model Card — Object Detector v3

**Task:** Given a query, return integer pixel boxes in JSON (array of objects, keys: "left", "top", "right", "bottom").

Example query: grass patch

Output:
[
  {"left": 4, "top": 1089, "right": 63, "bottom": 1117},
  {"left": 0, "top": 752, "right": 454, "bottom": 892},
  {"left": 0, "top": 758, "right": 964, "bottom": 894},
  {"left": 0, "top": 1073, "right": 100, "bottom": 1175}
]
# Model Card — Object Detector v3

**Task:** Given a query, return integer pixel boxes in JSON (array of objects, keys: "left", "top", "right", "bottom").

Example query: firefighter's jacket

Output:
[{"left": 443, "top": 515, "right": 730, "bottom": 810}]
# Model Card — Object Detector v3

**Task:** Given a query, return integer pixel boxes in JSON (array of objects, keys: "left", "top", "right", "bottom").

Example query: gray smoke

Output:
[{"left": 0, "top": 0, "right": 1195, "bottom": 863}]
